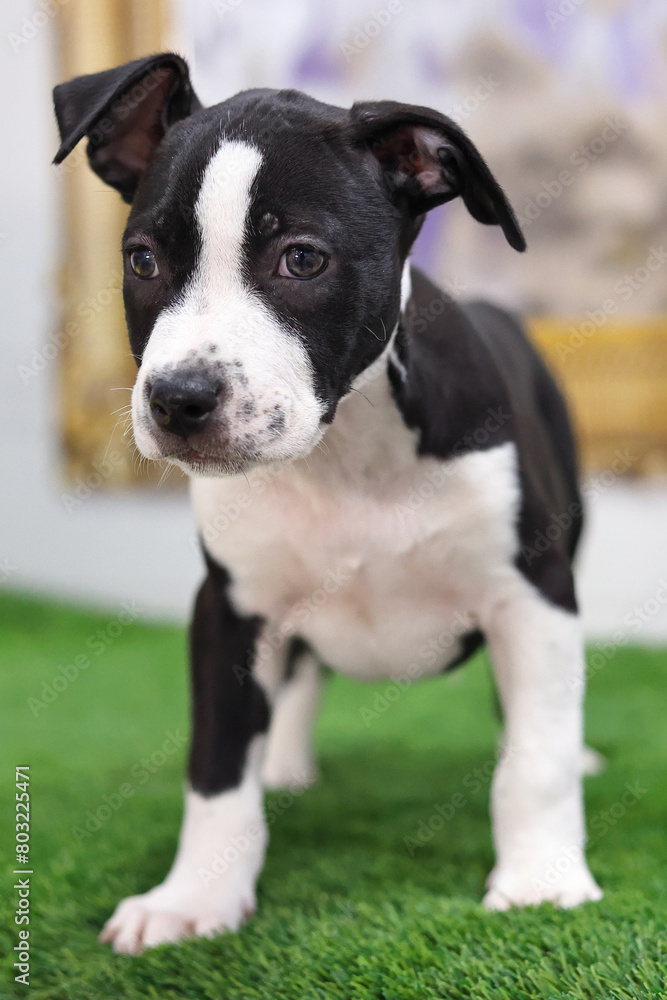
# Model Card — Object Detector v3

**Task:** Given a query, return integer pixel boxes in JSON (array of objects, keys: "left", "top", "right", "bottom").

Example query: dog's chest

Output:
[{"left": 192, "top": 373, "right": 520, "bottom": 679}]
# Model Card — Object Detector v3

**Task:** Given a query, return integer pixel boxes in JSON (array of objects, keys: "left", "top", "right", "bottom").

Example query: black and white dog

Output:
[{"left": 53, "top": 53, "right": 601, "bottom": 954}]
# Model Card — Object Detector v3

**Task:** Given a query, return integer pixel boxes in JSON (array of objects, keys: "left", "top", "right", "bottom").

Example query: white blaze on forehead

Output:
[
  {"left": 194, "top": 140, "right": 263, "bottom": 298},
  {"left": 132, "top": 137, "right": 324, "bottom": 466}
]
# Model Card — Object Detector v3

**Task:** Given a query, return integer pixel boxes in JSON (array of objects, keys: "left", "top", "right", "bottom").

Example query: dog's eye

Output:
[
  {"left": 129, "top": 247, "right": 159, "bottom": 279},
  {"left": 279, "top": 245, "right": 327, "bottom": 279}
]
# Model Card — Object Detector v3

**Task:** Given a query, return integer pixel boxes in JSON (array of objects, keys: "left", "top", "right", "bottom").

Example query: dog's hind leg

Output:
[
  {"left": 481, "top": 575, "right": 602, "bottom": 910},
  {"left": 262, "top": 644, "right": 321, "bottom": 791}
]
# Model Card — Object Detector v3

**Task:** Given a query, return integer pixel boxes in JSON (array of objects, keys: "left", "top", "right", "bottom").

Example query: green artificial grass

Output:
[{"left": 1, "top": 591, "right": 666, "bottom": 1000}]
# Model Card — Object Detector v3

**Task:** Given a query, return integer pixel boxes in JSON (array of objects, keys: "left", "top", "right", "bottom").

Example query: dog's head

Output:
[{"left": 53, "top": 53, "right": 525, "bottom": 476}]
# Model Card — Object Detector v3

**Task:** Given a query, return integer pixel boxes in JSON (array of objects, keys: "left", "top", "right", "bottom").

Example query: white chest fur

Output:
[{"left": 191, "top": 360, "right": 521, "bottom": 680}]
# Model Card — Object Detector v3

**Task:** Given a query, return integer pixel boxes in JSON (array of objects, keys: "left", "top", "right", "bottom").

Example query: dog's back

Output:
[{"left": 400, "top": 266, "right": 582, "bottom": 608}]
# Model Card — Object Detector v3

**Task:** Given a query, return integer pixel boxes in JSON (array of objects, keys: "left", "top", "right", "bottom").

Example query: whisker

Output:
[
  {"left": 100, "top": 410, "right": 130, "bottom": 466},
  {"left": 156, "top": 462, "right": 171, "bottom": 490},
  {"left": 364, "top": 322, "right": 387, "bottom": 343},
  {"left": 348, "top": 386, "right": 374, "bottom": 408}
]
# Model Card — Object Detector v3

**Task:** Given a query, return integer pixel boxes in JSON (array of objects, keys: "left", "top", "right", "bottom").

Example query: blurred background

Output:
[{"left": 2, "top": 0, "right": 666, "bottom": 641}]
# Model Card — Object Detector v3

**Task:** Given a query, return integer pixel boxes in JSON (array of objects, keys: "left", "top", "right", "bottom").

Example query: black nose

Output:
[{"left": 149, "top": 377, "right": 220, "bottom": 438}]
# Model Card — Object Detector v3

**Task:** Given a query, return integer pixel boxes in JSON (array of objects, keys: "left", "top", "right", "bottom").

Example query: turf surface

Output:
[{"left": 1, "top": 591, "right": 666, "bottom": 999}]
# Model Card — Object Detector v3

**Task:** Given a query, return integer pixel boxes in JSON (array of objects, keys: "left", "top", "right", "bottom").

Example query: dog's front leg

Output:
[
  {"left": 101, "top": 562, "right": 279, "bottom": 954},
  {"left": 482, "top": 581, "right": 602, "bottom": 910}
]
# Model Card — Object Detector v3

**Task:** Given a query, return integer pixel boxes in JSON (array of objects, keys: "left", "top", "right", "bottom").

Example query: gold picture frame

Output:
[{"left": 55, "top": 0, "right": 174, "bottom": 488}]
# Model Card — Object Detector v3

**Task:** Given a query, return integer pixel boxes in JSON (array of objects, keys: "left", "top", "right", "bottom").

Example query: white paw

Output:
[
  {"left": 483, "top": 859, "right": 602, "bottom": 911},
  {"left": 100, "top": 879, "right": 256, "bottom": 955}
]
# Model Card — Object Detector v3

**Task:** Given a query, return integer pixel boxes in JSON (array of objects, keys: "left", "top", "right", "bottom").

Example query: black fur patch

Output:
[
  {"left": 444, "top": 629, "right": 486, "bottom": 672},
  {"left": 188, "top": 551, "right": 269, "bottom": 796},
  {"left": 393, "top": 268, "right": 580, "bottom": 615}
]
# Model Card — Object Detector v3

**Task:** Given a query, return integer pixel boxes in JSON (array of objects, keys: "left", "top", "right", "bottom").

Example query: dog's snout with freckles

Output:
[{"left": 132, "top": 336, "right": 313, "bottom": 475}]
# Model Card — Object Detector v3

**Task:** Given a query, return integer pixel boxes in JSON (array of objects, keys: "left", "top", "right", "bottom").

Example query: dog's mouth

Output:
[
  {"left": 158, "top": 440, "right": 262, "bottom": 477},
  {"left": 132, "top": 405, "right": 270, "bottom": 476}
]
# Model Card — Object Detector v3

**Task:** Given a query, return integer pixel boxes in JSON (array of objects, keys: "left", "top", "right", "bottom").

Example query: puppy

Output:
[{"left": 53, "top": 53, "right": 601, "bottom": 954}]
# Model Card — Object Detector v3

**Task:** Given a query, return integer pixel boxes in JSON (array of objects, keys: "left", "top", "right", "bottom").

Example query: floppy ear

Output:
[
  {"left": 350, "top": 100, "right": 526, "bottom": 252},
  {"left": 53, "top": 53, "right": 201, "bottom": 203}
]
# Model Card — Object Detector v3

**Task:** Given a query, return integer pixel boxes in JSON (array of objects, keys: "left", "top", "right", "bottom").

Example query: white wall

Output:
[{"left": 0, "top": 2, "right": 665, "bottom": 644}]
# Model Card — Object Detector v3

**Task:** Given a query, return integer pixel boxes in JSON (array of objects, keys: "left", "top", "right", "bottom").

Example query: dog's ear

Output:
[
  {"left": 53, "top": 53, "right": 201, "bottom": 203},
  {"left": 350, "top": 100, "right": 526, "bottom": 252}
]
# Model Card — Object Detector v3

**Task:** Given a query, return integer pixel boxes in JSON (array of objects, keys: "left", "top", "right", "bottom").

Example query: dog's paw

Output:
[
  {"left": 483, "top": 860, "right": 602, "bottom": 911},
  {"left": 99, "top": 881, "right": 255, "bottom": 955}
]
